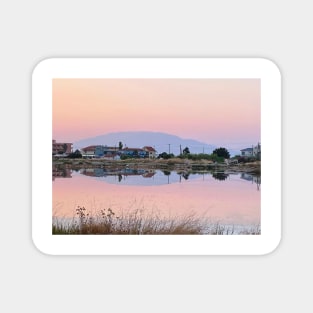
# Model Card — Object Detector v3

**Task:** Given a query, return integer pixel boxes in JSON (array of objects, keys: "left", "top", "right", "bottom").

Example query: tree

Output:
[
  {"left": 120, "top": 154, "right": 131, "bottom": 160},
  {"left": 162, "top": 170, "right": 171, "bottom": 176},
  {"left": 182, "top": 172, "right": 190, "bottom": 180},
  {"left": 183, "top": 147, "right": 190, "bottom": 155},
  {"left": 118, "top": 141, "right": 123, "bottom": 150},
  {"left": 157, "top": 152, "right": 174, "bottom": 159},
  {"left": 212, "top": 147, "right": 230, "bottom": 159},
  {"left": 212, "top": 172, "right": 229, "bottom": 181},
  {"left": 67, "top": 149, "right": 82, "bottom": 159}
]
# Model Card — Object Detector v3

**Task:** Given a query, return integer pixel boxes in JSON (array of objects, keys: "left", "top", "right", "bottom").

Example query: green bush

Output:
[{"left": 157, "top": 152, "right": 175, "bottom": 159}]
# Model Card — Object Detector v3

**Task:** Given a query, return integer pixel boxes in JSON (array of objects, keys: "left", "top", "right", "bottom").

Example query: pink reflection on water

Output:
[{"left": 53, "top": 172, "right": 260, "bottom": 226}]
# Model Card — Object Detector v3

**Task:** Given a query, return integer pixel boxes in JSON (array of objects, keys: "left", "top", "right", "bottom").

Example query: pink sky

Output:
[{"left": 53, "top": 79, "right": 260, "bottom": 147}]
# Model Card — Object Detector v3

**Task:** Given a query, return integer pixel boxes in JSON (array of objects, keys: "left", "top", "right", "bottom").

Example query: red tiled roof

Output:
[
  {"left": 143, "top": 146, "right": 156, "bottom": 152},
  {"left": 82, "top": 145, "right": 97, "bottom": 151},
  {"left": 142, "top": 172, "right": 156, "bottom": 178}
]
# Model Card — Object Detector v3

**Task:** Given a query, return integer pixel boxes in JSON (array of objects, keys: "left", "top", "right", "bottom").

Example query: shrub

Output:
[{"left": 212, "top": 147, "right": 230, "bottom": 159}]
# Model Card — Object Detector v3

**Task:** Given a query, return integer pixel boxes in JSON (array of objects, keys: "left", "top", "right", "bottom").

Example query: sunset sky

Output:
[{"left": 52, "top": 79, "right": 260, "bottom": 149}]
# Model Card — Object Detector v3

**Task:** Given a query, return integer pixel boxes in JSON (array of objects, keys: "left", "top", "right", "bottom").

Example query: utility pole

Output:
[
  {"left": 203, "top": 146, "right": 204, "bottom": 154},
  {"left": 180, "top": 144, "right": 182, "bottom": 155},
  {"left": 168, "top": 144, "right": 171, "bottom": 154}
]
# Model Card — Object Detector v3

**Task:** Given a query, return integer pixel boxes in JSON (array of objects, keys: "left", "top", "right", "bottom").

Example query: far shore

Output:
[{"left": 53, "top": 157, "right": 261, "bottom": 175}]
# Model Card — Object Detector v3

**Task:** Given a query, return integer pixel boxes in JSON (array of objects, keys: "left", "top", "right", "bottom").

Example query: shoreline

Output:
[{"left": 53, "top": 158, "right": 261, "bottom": 175}]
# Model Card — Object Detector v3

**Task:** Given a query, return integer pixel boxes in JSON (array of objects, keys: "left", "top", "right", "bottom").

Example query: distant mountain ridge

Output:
[{"left": 73, "top": 131, "right": 239, "bottom": 156}]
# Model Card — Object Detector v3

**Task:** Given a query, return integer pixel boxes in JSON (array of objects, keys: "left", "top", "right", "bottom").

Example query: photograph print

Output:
[{"left": 52, "top": 78, "right": 261, "bottom": 235}]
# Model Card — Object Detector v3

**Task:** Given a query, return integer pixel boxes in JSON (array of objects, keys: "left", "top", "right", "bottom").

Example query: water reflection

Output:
[
  {"left": 212, "top": 172, "right": 229, "bottom": 181},
  {"left": 240, "top": 172, "right": 261, "bottom": 190},
  {"left": 81, "top": 168, "right": 150, "bottom": 177},
  {"left": 53, "top": 167, "right": 261, "bottom": 225},
  {"left": 52, "top": 166, "right": 72, "bottom": 180},
  {"left": 52, "top": 167, "right": 261, "bottom": 189}
]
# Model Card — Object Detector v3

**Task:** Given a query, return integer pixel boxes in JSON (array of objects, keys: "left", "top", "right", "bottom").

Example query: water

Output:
[{"left": 53, "top": 168, "right": 260, "bottom": 228}]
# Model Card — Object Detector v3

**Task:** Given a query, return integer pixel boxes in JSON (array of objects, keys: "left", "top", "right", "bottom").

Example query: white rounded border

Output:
[{"left": 32, "top": 58, "right": 281, "bottom": 255}]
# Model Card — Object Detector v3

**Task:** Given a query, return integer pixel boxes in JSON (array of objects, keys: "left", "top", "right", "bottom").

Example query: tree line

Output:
[{"left": 158, "top": 147, "right": 230, "bottom": 162}]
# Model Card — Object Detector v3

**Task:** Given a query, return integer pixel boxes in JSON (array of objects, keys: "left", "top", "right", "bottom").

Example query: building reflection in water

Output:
[
  {"left": 53, "top": 168, "right": 261, "bottom": 224},
  {"left": 52, "top": 167, "right": 261, "bottom": 190},
  {"left": 79, "top": 168, "right": 156, "bottom": 178},
  {"left": 240, "top": 172, "right": 261, "bottom": 190},
  {"left": 52, "top": 166, "right": 72, "bottom": 180}
]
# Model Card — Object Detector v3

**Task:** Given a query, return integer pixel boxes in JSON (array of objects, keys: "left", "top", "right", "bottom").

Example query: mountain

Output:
[{"left": 74, "top": 131, "right": 219, "bottom": 156}]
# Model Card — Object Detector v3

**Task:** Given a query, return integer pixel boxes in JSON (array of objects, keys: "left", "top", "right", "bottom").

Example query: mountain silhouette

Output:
[{"left": 73, "top": 131, "right": 219, "bottom": 156}]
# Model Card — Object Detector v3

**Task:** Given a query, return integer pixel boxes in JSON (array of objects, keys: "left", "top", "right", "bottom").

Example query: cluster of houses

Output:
[
  {"left": 52, "top": 140, "right": 261, "bottom": 160},
  {"left": 80, "top": 168, "right": 156, "bottom": 178},
  {"left": 52, "top": 140, "right": 157, "bottom": 159},
  {"left": 79, "top": 145, "right": 157, "bottom": 159}
]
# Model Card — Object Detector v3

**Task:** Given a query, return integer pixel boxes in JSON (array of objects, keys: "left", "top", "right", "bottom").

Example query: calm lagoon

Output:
[{"left": 53, "top": 168, "right": 260, "bottom": 230}]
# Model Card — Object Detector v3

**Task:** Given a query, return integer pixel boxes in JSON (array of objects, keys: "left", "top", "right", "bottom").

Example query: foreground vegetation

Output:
[{"left": 53, "top": 206, "right": 261, "bottom": 235}]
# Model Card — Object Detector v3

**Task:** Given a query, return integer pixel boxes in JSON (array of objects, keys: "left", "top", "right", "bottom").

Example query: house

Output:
[
  {"left": 121, "top": 148, "right": 148, "bottom": 158},
  {"left": 95, "top": 145, "right": 119, "bottom": 157},
  {"left": 52, "top": 140, "right": 73, "bottom": 155},
  {"left": 143, "top": 146, "right": 157, "bottom": 158},
  {"left": 240, "top": 143, "right": 261, "bottom": 159},
  {"left": 81, "top": 145, "right": 97, "bottom": 158},
  {"left": 80, "top": 145, "right": 120, "bottom": 158},
  {"left": 240, "top": 148, "right": 253, "bottom": 157},
  {"left": 240, "top": 173, "right": 261, "bottom": 185}
]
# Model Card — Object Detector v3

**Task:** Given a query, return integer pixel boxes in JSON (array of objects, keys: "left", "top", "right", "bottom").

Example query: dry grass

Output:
[{"left": 53, "top": 206, "right": 260, "bottom": 235}]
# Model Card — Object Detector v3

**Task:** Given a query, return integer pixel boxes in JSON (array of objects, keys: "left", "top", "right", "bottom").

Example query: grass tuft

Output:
[{"left": 53, "top": 206, "right": 260, "bottom": 235}]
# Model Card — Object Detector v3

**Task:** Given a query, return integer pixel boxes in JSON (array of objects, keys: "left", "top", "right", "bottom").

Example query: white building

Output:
[{"left": 240, "top": 143, "right": 261, "bottom": 158}]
